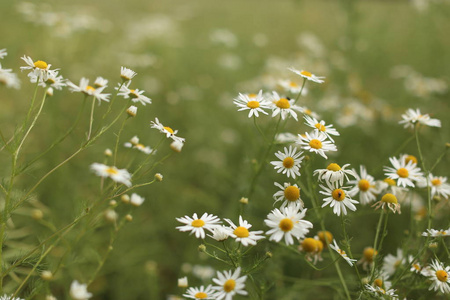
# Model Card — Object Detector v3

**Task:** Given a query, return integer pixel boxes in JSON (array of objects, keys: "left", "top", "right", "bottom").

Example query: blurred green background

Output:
[{"left": 0, "top": 0, "right": 449, "bottom": 299}]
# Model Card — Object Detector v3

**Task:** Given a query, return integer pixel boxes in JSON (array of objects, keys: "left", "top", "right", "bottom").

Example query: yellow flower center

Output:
[
  {"left": 279, "top": 218, "right": 294, "bottom": 232},
  {"left": 358, "top": 179, "right": 370, "bottom": 191},
  {"left": 46, "top": 78, "right": 55, "bottom": 84},
  {"left": 381, "top": 193, "right": 398, "bottom": 204},
  {"left": 431, "top": 178, "right": 442, "bottom": 186},
  {"left": 284, "top": 186, "right": 300, "bottom": 201},
  {"left": 327, "top": 163, "right": 341, "bottom": 171},
  {"left": 33, "top": 60, "right": 48, "bottom": 69},
  {"left": 301, "top": 238, "right": 318, "bottom": 253},
  {"left": 247, "top": 100, "right": 260, "bottom": 109},
  {"left": 164, "top": 126, "right": 174, "bottom": 134},
  {"left": 234, "top": 226, "right": 249, "bottom": 238},
  {"left": 129, "top": 89, "right": 139, "bottom": 99},
  {"left": 332, "top": 189, "right": 346, "bottom": 201},
  {"left": 338, "top": 249, "right": 346, "bottom": 255},
  {"left": 289, "top": 82, "right": 298, "bottom": 88},
  {"left": 413, "top": 264, "right": 421, "bottom": 271},
  {"left": 85, "top": 85, "right": 96, "bottom": 92},
  {"left": 383, "top": 178, "right": 396, "bottom": 186},
  {"left": 304, "top": 109, "right": 312, "bottom": 115},
  {"left": 194, "top": 292, "right": 208, "bottom": 299},
  {"left": 248, "top": 93, "right": 257, "bottom": 98},
  {"left": 315, "top": 123, "right": 326, "bottom": 132},
  {"left": 440, "top": 230, "right": 447, "bottom": 235},
  {"left": 275, "top": 98, "right": 290, "bottom": 109},
  {"left": 223, "top": 279, "right": 236, "bottom": 292},
  {"left": 436, "top": 270, "right": 448, "bottom": 282},
  {"left": 374, "top": 278, "right": 383, "bottom": 288},
  {"left": 363, "top": 247, "right": 377, "bottom": 262},
  {"left": 106, "top": 167, "right": 118, "bottom": 175},
  {"left": 300, "top": 70, "right": 312, "bottom": 77},
  {"left": 318, "top": 231, "right": 333, "bottom": 245},
  {"left": 136, "top": 143, "right": 145, "bottom": 149},
  {"left": 397, "top": 168, "right": 409, "bottom": 178},
  {"left": 282, "top": 157, "right": 295, "bottom": 169},
  {"left": 309, "top": 139, "right": 322, "bottom": 149},
  {"left": 191, "top": 219, "right": 205, "bottom": 227},
  {"left": 404, "top": 155, "right": 418, "bottom": 165}
]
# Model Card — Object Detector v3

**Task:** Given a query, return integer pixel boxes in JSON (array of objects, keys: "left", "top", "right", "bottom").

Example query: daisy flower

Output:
[
  {"left": 176, "top": 213, "right": 221, "bottom": 239},
  {"left": 265, "top": 204, "right": 313, "bottom": 245},
  {"left": 382, "top": 248, "right": 405, "bottom": 276},
  {"left": 233, "top": 90, "right": 271, "bottom": 118},
  {"left": 418, "top": 174, "right": 450, "bottom": 199},
  {"left": 117, "top": 82, "right": 152, "bottom": 106},
  {"left": 130, "top": 193, "right": 145, "bottom": 207},
  {"left": 299, "top": 237, "right": 324, "bottom": 264},
  {"left": 212, "top": 267, "right": 247, "bottom": 300},
  {"left": 297, "top": 131, "right": 337, "bottom": 159},
  {"left": 273, "top": 182, "right": 304, "bottom": 208},
  {"left": 126, "top": 105, "right": 138, "bottom": 117},
  {"left": 319, "top": 181, "right": 358, "bottom": 216},
  {"left": 70, "top": 280, "right": 92, "bottom": 300},
  {"left": 208, "top": 225, "right": 230, "bottom": 241},
  {"left": 30, "top": 70, "right": 66, "bottom": 90},
  {"left": 0, "top": 49, "right": 7, "bottom": 59},
  {"left": 329, "top": 240, "right": 357, "bottom": 266},
  {"left": 67, "top": 78, "right": 110, "bottom": 103},
  {"left": 224, "top": 216, "right": 264, "bottom": 247},
  {"left": 94, "top": 76, "right": 108, "bottom": 88},
  {"left": 270, "top": 146, "right": 304, "bottom": 178},
  {"left": 348, "top": 165, "right": 380, "bottom": 205},
  {"left": 184, "top": 285, "right": 217, "bottom": 300},
  {"left": 288, "top": 67, "right": 325, "bottom": 83},
  {"left": 275, "top": 132, "right": 298, "bottom": 144},
  {"left": 0, "top": 295, "right": 25, "bottom": 300},
  {"left": 150, "top": 117, "right": 185, "bottom": 144},
  {"left": 269, "top": 91, "right": 299, "bottom": 120},
  {"left": 358, "top": 247, "right": 378, "bottom": 271},
  {"left": 20, "top": 55, "right": 54, "bottom": 79},
  {"left": 178, "top": 277, "right": 188, "bottom": 288},
  {"left": 298, "top": 106, "right": 320, "bottom": 119},
  {"left": 426, "top": 259, "right": 450, "bottom": 294},
  {"left": 384, "top": 156, "right": 424, "bottom": 188},
  {"left": 399, "top": 108, "right": 441, "bottom": 128},
  {"left": 372, "top": 193, "right": 401, "bottom": 214},
  {"left": 364, "top": 284, "right": 398, "bottom": 299},
  {"left": 120, "top": 66, "right": 137, "bottom": 81},
  {"left": 422, "top": 228, "right": 450, "bottom": 237},
  {"left": 314, "top": 163, "right": 355, "bottom": 186},
  {"left": 304, "top": 115, "right": 340, "bottom": 142},
  {"left": 278, "top": 79, "right": 308, "bottom": 94},
  {"left": 124, "top": 135, "right": 154, "bottom": 155},
  {"left": 90, "top": 163, "right": 131, "bottom": 187},
  {"left": 0, "top": 67, "right": 20, "bottom": 89}
]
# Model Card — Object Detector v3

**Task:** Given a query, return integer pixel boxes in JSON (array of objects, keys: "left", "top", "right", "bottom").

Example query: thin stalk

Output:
[
  {"left": 293, "top": 78, "right": 307, "bottom": 105},
  {"left": 113, "top": 116, "right": 129, "bottom": 166},
  {"left": 415, "top": 125, "right": 432, "bottom": 231},
  {"left": 253, "top": 116, "right": 269, "bottom": 144},
  {"left": 340, "top": 215, "right": 362, "bottom": 285},
  {"left": 87, "top": 98, "right": 96, "bottom": 140},
  {"left": 369, "top": 210, "right": 385, "bottom": 281}
]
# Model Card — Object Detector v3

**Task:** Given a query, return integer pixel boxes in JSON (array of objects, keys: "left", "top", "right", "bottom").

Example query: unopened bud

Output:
[
  {"left": 121, "top": 194, "right": 130, "bottom": 204},
  {"left": 104, "top": 209, "right": 118, "bottom": 223},
  {"left": 177, "top": 276, "right": 188, "bottom": 288},
  {"left": 41, "top": 270, "right": 53, "bottom": 281},
  {"left": 170, "top": 140, "right": 184, "bottom": 153},
  {"left": 104, "top": 148, "right": 113, "bottom": 157},
  {"left": 429, "top": 242, "right": 438, "bottom": 249},
  {"left": 155, "top": 173, "right": 163, "bottom": 182},
  {"left": 446, "top": 142, "right": 450, "bottom": 148},
  {"left": 31, "top": 209, "right": 44, "bottom": 220},
  {"left": 126, "top": 214, "right": 133, "bottom": 222},
  {"left": 127, "top": 105, "right": 138, "bottom": 117},
  {"left": 198, "top": 244, "right": 206, "bottom": 252},
  {"left": 265, "top": 251, "right": 273, "bottom": 258},
  {"left": 109, "top": 200, "right": 117, "bottom": 206},
  {"left": 239, "top": 197, "right": 248, "bottom": 204},
  {"left": 46, "top": 87, "right": 54, "bottom": 97}
]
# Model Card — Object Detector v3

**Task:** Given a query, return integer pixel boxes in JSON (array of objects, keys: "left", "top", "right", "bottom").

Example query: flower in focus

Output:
[
  {"left": 372, "top": 193, "right": 401, "bottom": 214},
  {"left": 120, "top": 66, "right": 137, "bottom": 81},
  {"left": 150, "top": 118, "right": 185, "bottom": 144},
  {"left": 70, "top": 280, "right": 92, "bottom": 300},
  {"left": 348, "top": 165, "right": 380, "bottom": 205},
  {"left": 20, "top": 55, "right": 54, "bottom": 79},
  {"left": 212, "top": 267, "right": 247, "bottom": 300},
  {"left": 176, "top": 213, "right": 221, "bottom": 239},
  {"left": 314, "top": 163, "right": 355, "bottom": 186},
  {"left": 384, "top": 156, "right": 423, "bottom": 188},
  {"left": 273, "top": 182, "right": 304, "bottom": 208},
  {"left": 288, "top": 67, "right": 325, "bottom": 83},
  {"left": 233, "top": 90, "right": 271, "bottom": 118},
  {"left": 399, "top": 108, "right": 441, "bottom": 128},
  {"left": 224, "top": 216, "right": 265, "bottom": 247},
  {"left": 425, "top": 259, "right": 450, "bottom": 294},
  {"left": 319, "top": 181, "right": 358, "bottom": 216},
  {"left": 269, "top": 91, "right": 299, "bottom": 120},
  {"left": 184, "top": 285, "right": 217, "bottom": 299},
  {"left": 117, "top": 82, "right": 152, "bottom": 106},
  {"left": 297, "top": 131, "right": 337, "bottom": 159},
  {"left": 329, "top": 240, "right": 357, "bottom": 266},
  {"left": 90, "top": 163, "right": 131, "bottom": 187},
  {"left": 265, "top": 204, "right": 313, "bottom": 245},
  {"left": 270, "top": 146, "right": 304, "bottom": 178},
  {"left": 304, "top": 115, "right": 340, "bottom": 142},
  {"left": 67, "top": 78, "right": 110, "bottom": 103}
]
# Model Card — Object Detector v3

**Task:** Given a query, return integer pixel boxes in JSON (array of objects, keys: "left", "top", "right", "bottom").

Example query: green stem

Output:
[
  {"left": 293, "top": 78, "right": 307, "bottom": 105},
  {"left": 340, "top": 215, "right": 362, "bottom": 285},
  {"left": 369, "top": 210, "right": 385, "bottom": 281},
  {"left": 87, "top": 97, "right": 96, "bottom": 140},
  {"left": 113, "top": 116, "right": 129, "bottom": 166},
  {"left": 253, "top": 116, "right": 269, "bottom": 144}
]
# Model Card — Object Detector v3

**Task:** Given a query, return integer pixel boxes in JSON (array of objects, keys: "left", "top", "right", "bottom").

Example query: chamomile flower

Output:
[
  {"left": 372, "top": 193, "right": 401, "bottom": 214},
  {"left": 233, "top": 90, "right": 271, "bottom": 118},
  {"left": 0, "top": 295, "right": 25, "bottom": 300},
  {"left": 120, "top": 66, "right": 137, "bottom": 81},
  {"left": 176, "top": 213, "right": 221, "bottom": 239},
  {"left": 358, "top": 247, "right": 378, "bottom": 271},
  {"left": 30, "top": 70, "right": 66, "bottom": 90},
  {"left": 297, "top": 131, "right": 337, "bottom": 159},
  {"left": 273, "top": 182, "right": 304, "bottom": 208},
  {"left": 20, "top": 55, "right": 54, "bottom": 78},
  {"left": 0, "top": 49, "right": 7, "bottom": 59},
  {"left": 278, "top": 79, "right": 308, "bottom": 94},
  {"left": 298, "top": 106, "right": 320, "bottom": 119},
  {"left": 384, "top": 156, "right": 424, "bottom": 188},
  {"left": 184, "top": 285, "right": 217, "bottom": 300},
  {"left": 124, "top": 135, "right": 154, "bottom": 155},
  {"left": 365, "top": 284, "right": 398, "bottom": 299},
  {"left": 67, "top": 78, "right": 110, "bottom": 103},
  {"left": 70, "top": 280, "right": 92, "bottom": 300},
  {"left": 382, "top": 248, "right": 405, "bottom": 276},
  {"left": 150, "top": 118, "right": 185, "bottom": 144},
  {"left": 399, "top": 108, "right": 441, "bottom": 128},
  {"left": 275, "top": 132, "right": 298, "bottom": 144},
  {"left": 224, "top": 216, "right": 264, "bottom": 247},
  {"left": 208, "top": 226, "right": 230, "bottom": 241},
  {"left": 288, "top": 67, "right": 325, "bottom": 83},
  {"left": 269, "top": 91, "right": 299, "bottom": 120},
  {"left": 0, "top": 67, "right": 20, "bottom": 89},
  {"left": 90, "top": 163, "right": 131, "bottom": 187},
  {"left": 212, "top": 267, "right": 247, "bottom": 300},
  {"left": 265, "top": 204, "right": 313, "bottom": 245},
  {"left": 299, "top": 237, "right": 324, "bottom": 264},
  {"left": 314, "top": 163, "right": 355, "bottom": 186},
  {"left": 418, "top": 174, "right": 450, "bottom": 199},
  {"left": 329, "top": 240, "right": 357, "bottom": 266},
  {"left": 94, "top": 76, "right": 108, "bottom": 88},
  {"left": 117, "top": 82, "right": 152, "bottom": 106},
  {"left": 319, "top": 181, "right": 358, "bottom": 216},
  {"left": 426, "top": 259, "right": 450, "bottom": 294},
  {"left": 270, "top": 146, "right": 304, "bottom": 178},
  {"left": 422, "top": 228, "right": 450, "bottom": 237},
  {"left": 304, "top": 115, "right": 340, "bottom": 142},
  {"left": 348, "top": 165, "right": 380, "bottom": 205}
]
